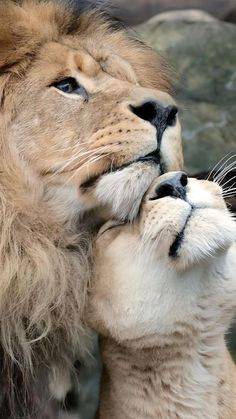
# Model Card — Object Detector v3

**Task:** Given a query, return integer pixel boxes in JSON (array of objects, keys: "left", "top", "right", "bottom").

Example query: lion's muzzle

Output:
[{"left": 130, "top": 101, "right": 178, "bottom": 144}]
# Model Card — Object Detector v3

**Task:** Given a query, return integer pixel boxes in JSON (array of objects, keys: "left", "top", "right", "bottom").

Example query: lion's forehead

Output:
[{"left": 36, "top": 39, "right": 137, "bottom": 87}]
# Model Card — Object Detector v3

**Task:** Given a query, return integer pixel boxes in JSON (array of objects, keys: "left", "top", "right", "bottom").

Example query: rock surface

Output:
[
  {"left": 113, "top": 0, "right": 236, "bottom": 24},
  {"left": 136, "top": 12, "right": 236, "bottom": 172}
]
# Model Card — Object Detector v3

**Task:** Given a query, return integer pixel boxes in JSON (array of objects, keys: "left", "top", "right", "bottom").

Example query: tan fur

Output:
[
  {"left": 0, "top": 0, "right": 184, "bottom": 415},
  {"left": 87, "top": 174, "right": 236, "bottom": 419}
]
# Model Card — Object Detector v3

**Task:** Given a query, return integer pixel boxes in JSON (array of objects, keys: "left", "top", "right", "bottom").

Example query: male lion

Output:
[{"left": 0, "top": 0, "right": 182, "bottom": 417}]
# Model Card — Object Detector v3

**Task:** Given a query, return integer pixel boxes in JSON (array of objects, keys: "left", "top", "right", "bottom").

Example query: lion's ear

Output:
[
  {"left": 0, "top": 30, "right": 31, "bottom": 73},
  {"left": 0, "top": 3, "right": 37, "bottom": 72},
  {"left": 0, "top": 1, "right": 74, "bottom": 73}
]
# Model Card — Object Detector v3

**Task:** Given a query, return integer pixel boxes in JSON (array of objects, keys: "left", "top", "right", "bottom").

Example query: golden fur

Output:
[
  {"left": 87, "top": 174, "right": 236, "bottom": 419},
  {"left": 0, "top": 0, "right": 183, "bottom": 416}
]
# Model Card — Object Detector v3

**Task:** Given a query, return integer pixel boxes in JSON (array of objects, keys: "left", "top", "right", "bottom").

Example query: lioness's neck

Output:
[{"left": 98, "top": 330, "right": 236, "bottom": 419}]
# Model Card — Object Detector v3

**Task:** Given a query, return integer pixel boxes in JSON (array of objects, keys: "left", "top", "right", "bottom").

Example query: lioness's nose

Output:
[
  {"left": 151, "top": 172, "right": 188, "bottom": 201},
  {"left": 130, "top": 101, "right": 178, "bottom": 134}
]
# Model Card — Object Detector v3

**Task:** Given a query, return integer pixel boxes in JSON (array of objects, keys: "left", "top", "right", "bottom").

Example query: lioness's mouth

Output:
[
  {"left": 169, "top": 205, "right": 207, "bottom": 258},
  {"left": 80, "top": 149, "right": 160, "bottom": 189},
  {"left": 169, "top": 211, "right": 193, "bottom": 258}
]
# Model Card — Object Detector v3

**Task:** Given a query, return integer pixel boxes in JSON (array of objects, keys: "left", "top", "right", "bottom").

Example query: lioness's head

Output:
[
  {"left": 86, "top": 174, "right": 236, "bottom": 343},
  {"left": 0, "top": 0, "right": 182, "bottom": 222}
]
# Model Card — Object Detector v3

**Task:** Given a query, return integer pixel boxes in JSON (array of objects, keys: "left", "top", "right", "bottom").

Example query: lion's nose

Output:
[
  {"left": 151, "top": 172, "right": 188, "bottom": 201},
  {"left": 130, "top": 101, "right": 178, "bottom": 140}
]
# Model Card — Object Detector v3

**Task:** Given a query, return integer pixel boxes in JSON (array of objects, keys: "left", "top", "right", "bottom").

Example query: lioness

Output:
[
  {"left": 0, "top": 0, "right": 182, "bottom": 417},
  {"left": 86, "top": 172, "right": 236, "bottom": 419}
]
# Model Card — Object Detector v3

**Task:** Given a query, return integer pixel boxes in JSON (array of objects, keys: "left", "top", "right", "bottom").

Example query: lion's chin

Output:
[{"left": 93, "top": 161, "right": 161, "bottom": 221}]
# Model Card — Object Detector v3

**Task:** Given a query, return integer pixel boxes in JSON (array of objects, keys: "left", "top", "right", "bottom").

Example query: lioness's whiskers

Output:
[
  {"left": 223, "top": 183, "right": 236, "bottom": 193},
  {"left": 215, "top": 162, "right": 236, "bottom": 185},
  {"left": 220, "top": 174, "right": 236, "bottom": 190},
  {"left": 207, "top": 152, "right": 236, "bottom": 181},
  {"left": 222, "top": 187, "right": 236, "bottom": 198}
]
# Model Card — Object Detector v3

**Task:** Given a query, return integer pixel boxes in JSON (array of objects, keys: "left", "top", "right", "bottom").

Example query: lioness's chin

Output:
[
  {"left": 90, "top": 161, "right": 161, "bottom": 221},
  {"left": 142, "top": 209, "right": 236, "bottom": 271},
  {"left": 142, "top": 206, "right": 236, "bottom": 271},
  {"left": 172, "top": 208, "right": 236, "bottom": 270},
  {"left": 139, "top": 175, "right": 236, "bottom": 271}
]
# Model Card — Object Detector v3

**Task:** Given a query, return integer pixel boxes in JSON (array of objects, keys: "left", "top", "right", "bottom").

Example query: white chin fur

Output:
[
  {"left": 95, "top": 162, "right": 161, "bottom": 221},
  {"left": 176, "top": 209, "right": 236, "bottom": 270}
]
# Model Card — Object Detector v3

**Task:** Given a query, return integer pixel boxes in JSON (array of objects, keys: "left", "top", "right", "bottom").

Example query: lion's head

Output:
[{"left": 0, "top": 0, "right": 183, "bottom": 223}]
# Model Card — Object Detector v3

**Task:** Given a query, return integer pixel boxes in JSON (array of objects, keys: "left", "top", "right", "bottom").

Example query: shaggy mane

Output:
[{"left": 0, "top": 118, "right": 92, "bottom": 415}]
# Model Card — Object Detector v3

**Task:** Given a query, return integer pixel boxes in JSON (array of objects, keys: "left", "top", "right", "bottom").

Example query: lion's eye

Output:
[{"left": 52, "top": 77, "right": 87, "bottom": 98}]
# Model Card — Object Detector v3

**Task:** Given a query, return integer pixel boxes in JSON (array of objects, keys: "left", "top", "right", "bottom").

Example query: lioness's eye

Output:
[{"left": 52, "top": 77, "right": 88, "bottom": 98}]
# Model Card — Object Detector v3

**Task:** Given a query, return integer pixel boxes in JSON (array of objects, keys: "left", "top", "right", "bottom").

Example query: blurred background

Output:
[
  {"left": 79, "top": 1, "right": 236, "bottom": 418},
  {"left": 112, "top": 0, "right": 236, "bottom": 24}
]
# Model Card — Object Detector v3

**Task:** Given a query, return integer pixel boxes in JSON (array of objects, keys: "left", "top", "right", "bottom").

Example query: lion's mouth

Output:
[
  {"left": 80, "top": 148, "right": 161, "bottom": 189},
  {"left": 137, "top": 149, "right": 160, "bottom": 165}
]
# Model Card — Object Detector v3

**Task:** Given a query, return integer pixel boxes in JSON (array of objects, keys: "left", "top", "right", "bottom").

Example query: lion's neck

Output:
[{"left": 98, "top": 335, "right": 235, "bottom": 419}]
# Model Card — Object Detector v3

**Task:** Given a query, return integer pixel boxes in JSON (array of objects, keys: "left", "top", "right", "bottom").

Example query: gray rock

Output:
[
  {"left": 136, "top": 14, "right": 236, "bottom": 172},
  {"left": 147, "top": 9, "right": 216, "bottom": 23},
  {"left": 112, "top": 0, "right": 236, "bottom": 25}
]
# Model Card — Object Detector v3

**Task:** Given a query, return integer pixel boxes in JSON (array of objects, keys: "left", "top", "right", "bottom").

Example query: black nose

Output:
[
  {"left": 151, "top": 172, "right": 188, "bottom": 201},
  {"left": 130, "top": 101, "right": 178, "bottom": 140}
]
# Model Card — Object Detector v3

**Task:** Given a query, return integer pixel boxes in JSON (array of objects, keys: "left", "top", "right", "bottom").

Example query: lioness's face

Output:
[
  {"left": 86, "top": 175, "right": 236, "bottom": 342},
  {"left": 1, "top": 2, "right": 182, "bottom": 220}
]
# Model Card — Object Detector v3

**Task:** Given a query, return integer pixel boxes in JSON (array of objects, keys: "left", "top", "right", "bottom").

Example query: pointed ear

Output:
[
  {"left": 0, "top": 1, "right": 73, "bottom": 73},
  {"left": 0, "top": 3, "right": 37, "bottom": 72},
  {"left": 0, "top": 31, "right": 31, "bottom": 72},
  {"left": 0, "top": 25, "right": 19, "bottom": 71}
]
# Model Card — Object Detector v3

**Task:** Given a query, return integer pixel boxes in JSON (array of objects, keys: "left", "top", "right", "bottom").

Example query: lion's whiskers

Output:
[
  {"left": 47, "top": 138, "right": 124, "bottom": 181},
  {"left": 47, "top": 140, "right": 123, "bottom": 184},
  {"left": 50, "top": 139, "right": 93, "bottom": 153},
  {"left": 47, "top": 146, "right": 111, "bottom": 180},
  {"left": 64, "top": 153, "right": 111, "bottom": 185}
]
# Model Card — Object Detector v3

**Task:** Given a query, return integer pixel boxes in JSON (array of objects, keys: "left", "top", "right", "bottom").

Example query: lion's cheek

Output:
[{"left": 94, "top": 162, "right": 161, "bottom": 221}]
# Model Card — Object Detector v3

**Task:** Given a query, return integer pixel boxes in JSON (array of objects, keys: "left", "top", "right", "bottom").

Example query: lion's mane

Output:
[
  {"left": 0, "top": 0, "right": 171, "bottom": 415},
  {"left": 0, "top": 121, "right": 92, "bottom": 414}
]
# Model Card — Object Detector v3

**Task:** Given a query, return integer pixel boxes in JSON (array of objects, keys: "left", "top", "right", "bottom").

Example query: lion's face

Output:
[
  {"left": 1, "top": 1, "right": 183, "bottom": 221},
  {"left": 86, "top": 175, "right": 236, "bottom": 343}
]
